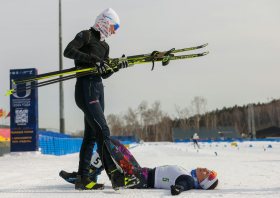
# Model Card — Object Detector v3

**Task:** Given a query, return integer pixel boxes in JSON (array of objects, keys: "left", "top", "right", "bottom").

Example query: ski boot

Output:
[
  {"left": 89, "top": 165, "right": 103, "bottom": 182},
  {"left": 59, "top": 170, "right": 78, "bottom": 184},
  {"left": 59, "top": 165, "right": 103, "bottom": 184},
  {"left": 75, "top": 175, "right": 105, "bottom": 190},
  {"left": 108, "top": 165, "right": 139, "bottom": 191}
]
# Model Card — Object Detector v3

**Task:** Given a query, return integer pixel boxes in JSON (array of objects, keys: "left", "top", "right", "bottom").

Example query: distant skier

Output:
[
  {"left": 60, "top": 139, "right": 219, "bottom": 195},
  {"left": 63, "top": 8, "right": 138, "bottom": 191},
  {"left": 192, "top": 133, "right": 200, "bottom": 149}
]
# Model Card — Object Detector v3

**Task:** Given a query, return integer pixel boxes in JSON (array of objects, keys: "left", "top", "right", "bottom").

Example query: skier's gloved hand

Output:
[
  {"left": 171, "top": 185, "right": 182, "bottom": 196},
  {"left": 119, "top": 61, "right": 128, "bottom": 69},
  {"left": 95, "top": 61, "right": 109, "bottom": 74},
  {"left": 104, "top": 59, "right": 119, "bottom": 73},
  {"left": 119, "top": 54, "right": 128, "bottom": 69},
  {"left": 112, "top": 66, "right": 119, "bottom": 72},
  {"left": 89, "top": 53, "right": 109, "bottom": 74}
]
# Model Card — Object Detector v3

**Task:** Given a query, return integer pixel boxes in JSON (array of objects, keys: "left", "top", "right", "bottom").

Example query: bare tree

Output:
[
  {"left": 276, "top": 100, "right": 280, "bottom": 127},
  {"left": 266, "top": 103, "right": 276, "bottom": 126},
  {"left": 107, "top": 113, "right": 124, "bottom": 135},
  {"left": 143, "top": 109, "right": 153, "bottom": 141},
  {"left": 174, "top": 105, "right": 190, "bottom": 128},
  {"left": 204, "top": 112, "right": 210, "bottom": 128},
  {"left": 138, "top": 101, "right": 148, "bottom": 140},
  {"left": 221, "top": 111, "right": 231, "bottom": 126},
  {"left": 107, "top": 114, "right": 118, "bottom": 133},
  {"left": 210, "top": 111, "right": 217, "bottom": 128},
  {"left": 123, "top": 107, "right": 139, "bottom": 136},
  {"left": 243, "top": 106, "right": 249, "bottom": 135},
  {"left": 254, "top": 106, "right": 261, "bottom": 129},
  {"left": 151, "top": 101, "right": 163, "bottom": 141},
  {"left": 233, "top": 108, "right": 243, "bottom": 132},
  {"left": 160, "top": 114, "right": 172, "bottom": 141},
  {"left": 108, "top": 98, "right": 280, "bottom": 142},
  {"left": 190, "top": 96, "right": 207, "bottom": 128}
]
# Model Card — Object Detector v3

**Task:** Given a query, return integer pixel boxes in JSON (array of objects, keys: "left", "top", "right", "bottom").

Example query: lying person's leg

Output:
[
  {"left": 60, "top": 139, "right": 141, "bottom": 188},
  {"left": 129, "top": 167, "right": 151, "bottom": 189},
  {"left": 110, "top": 138, "right": 141, "bottom": 168}
]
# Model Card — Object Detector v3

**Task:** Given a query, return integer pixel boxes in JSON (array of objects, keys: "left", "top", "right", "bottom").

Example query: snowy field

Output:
[{"left": 1, "top": 141, "right": 280, "bottom": 198}]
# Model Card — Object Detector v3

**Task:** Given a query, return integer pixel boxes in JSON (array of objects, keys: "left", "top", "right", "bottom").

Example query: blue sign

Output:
[{"left": 10, "top": 68, "right": 38, "bottom": 152}]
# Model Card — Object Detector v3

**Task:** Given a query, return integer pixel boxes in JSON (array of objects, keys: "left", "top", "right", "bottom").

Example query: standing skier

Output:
[
  {"left": 192, "top": 133, "right": 200, "bottom": 149},
  {"left": 63, "top": 8, "right": 138, "bottom": 190}
]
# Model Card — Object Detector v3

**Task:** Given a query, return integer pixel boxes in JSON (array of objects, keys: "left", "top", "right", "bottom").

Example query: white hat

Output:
[
  {"left": 99, "top": 8, "right": 120, "bottom": 25},
  {"left": 93, "top": 8, "right": 120, "bottom": 41}
]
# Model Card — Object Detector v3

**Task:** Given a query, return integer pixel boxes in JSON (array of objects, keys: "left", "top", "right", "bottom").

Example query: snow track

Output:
[{"left": 1, "top": 142, "right": 280, "bottom": 197}]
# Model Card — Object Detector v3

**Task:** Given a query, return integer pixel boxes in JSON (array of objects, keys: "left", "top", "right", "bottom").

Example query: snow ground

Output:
[{"left": 0, "top": 141, "right": 280, "bottom": 198}]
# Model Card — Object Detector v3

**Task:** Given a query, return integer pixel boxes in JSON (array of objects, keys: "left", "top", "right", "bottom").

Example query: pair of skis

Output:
[{"left": 6, "top": 43, "right": 209, "bottom": 96}]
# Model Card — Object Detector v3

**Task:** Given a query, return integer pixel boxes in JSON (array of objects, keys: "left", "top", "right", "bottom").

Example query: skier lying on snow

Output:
[{"left": 59, "top": 139, "right": 218, "bottom": 195}]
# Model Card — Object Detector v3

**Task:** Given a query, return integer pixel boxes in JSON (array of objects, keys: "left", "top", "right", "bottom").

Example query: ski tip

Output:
[
  {"left": 202, "top": 51, "right": 209, "bottom": 56},
  {"left": 5, "top": 89, "right": 14, "bottom": 96},
  {"left": 202, "top": 43, "right": 209, "bottom": 47}
]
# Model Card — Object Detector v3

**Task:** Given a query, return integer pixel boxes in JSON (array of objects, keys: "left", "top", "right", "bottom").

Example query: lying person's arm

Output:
[{"left": 171, "top": 175, "right": 195, "bottom": 195}]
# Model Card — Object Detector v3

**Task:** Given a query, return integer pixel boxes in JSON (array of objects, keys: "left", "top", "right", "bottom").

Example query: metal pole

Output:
[{"left": 59, "top": 0, "right": 65, "bottom": 134}]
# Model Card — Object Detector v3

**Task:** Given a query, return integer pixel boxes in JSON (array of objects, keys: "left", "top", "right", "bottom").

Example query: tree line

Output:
[{"left": 106, "top": 97, "right": 280, "bottom": 142}]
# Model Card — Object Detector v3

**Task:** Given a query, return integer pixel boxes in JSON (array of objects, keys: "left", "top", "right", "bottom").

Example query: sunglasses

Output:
[{"left": 105, "top": 15, "right": 120, "bottom": 30}]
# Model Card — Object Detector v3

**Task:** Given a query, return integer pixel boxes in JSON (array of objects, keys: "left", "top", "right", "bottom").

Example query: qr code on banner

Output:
[{"left": 15, "top": 109, "right": 28, "bottom": 124}]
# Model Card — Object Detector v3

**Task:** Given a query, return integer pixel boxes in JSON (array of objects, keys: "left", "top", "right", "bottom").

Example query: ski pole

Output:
[
  {"left": 110, "top": 43, "right": 208, "bottom": 62},
  {"left": 13, "top": 67, "right": 95, "bottom": 85},
  {"left": 12, "top": 67, "right": 76, "bottom": 85},
  {"left": 6, "top": 70, "right": 94, "bottom": 96}
]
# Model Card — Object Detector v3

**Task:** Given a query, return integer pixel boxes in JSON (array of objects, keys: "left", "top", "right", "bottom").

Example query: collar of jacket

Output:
[{"left": 90, "top": 27, "right": 101, "bottom": 41}]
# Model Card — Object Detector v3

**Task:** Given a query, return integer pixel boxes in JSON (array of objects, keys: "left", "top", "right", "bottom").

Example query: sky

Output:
[{"left": 0, "top": 0, "right": 280, "bottom": 133}]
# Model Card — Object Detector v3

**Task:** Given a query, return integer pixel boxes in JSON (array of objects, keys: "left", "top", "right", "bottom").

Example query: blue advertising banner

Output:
[{"left": 10, "top": 68, "right": 38, "bottom": 152}]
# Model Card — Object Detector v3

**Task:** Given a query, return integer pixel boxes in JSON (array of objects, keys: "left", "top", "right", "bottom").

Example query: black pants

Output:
[
  {"left": 75, "top": 75, "right": 111, "bottom": 175},
  {"left": 193, "top": 140, "right": 199, "bottom": 147}
]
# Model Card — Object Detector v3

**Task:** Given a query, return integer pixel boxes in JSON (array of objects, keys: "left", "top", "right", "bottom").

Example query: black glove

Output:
[
  {"left": 112, "top": 67, "right": 119, "bottom": 72},
  {"left": 88, "top": 53, "right": 108, "bottom": 74},
  {"left": 95, "top": 61, "right": 110, "bottom": 74},
  {"left": 105, "top": 59, "right": 119, "bottom": 73},
  {"left": 119, "top": 54, "right": 128, "bottom": 69},
  {"left": 171, "top": 185, "right": 182, "bottom": 196}
]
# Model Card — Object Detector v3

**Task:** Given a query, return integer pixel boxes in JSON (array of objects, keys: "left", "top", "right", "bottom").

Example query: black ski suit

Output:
[{"left": 64, "top": 28, "right": 115, "bottom": 175}]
